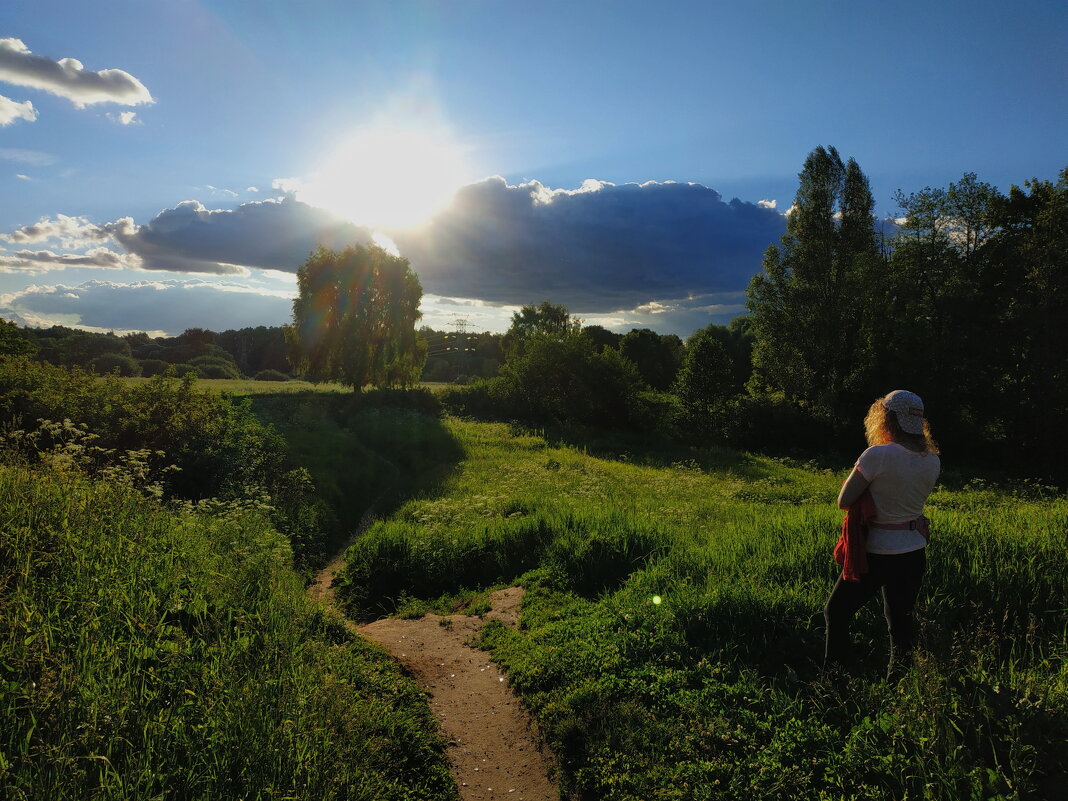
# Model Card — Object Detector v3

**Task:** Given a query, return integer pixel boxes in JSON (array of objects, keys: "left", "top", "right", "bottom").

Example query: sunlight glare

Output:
[{"left": 300, "top": 126, "right": 471, "bottom": 229}]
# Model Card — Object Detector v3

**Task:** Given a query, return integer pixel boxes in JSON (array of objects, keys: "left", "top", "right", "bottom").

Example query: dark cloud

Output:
[
  {"left": 1, "top": 178, "right": 789, "bottom": 334},
  {"left": 104, "top": 197, "right": 374, "bottom": 274},
  {"left": 1, "top": 279, "right": 293, "bottom": 335},
  {"left": 391, "top": 177, "right": 786, "bottom": 312},
  {"left": 0, "top": 38, "right": 152, "bottom": 108}
]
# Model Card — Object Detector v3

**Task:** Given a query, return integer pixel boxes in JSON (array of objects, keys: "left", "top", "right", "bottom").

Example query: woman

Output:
[{"left": 824, "top": 389, "right": 941, "bottom": 679}]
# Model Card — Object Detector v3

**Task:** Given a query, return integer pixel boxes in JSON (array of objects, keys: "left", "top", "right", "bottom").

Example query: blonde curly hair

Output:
[{"left": 864, "top": 394, "right": 940, "bottom": 454}]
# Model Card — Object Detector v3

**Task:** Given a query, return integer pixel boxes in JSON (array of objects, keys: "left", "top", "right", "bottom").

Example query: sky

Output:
[{"left": 1, "top": 0, "right": 1065, "bottom": 338}]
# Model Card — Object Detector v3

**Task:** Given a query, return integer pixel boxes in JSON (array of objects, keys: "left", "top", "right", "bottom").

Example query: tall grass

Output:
[
  {"left": 338, "top": 419, "right": 1068, "bottom": 800},
  {"left": 0, "top": 463, "right": 456, "bottom": 801}
]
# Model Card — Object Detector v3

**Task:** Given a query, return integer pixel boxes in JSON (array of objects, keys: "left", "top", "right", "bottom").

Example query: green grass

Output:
[
  {"left": 118, "top": 377, "right": 352, "bottom": 395},
  {"left": 338, "top": 419, "right": 1068, "bottom": 800},
  {"left": 117, "top": 378, "right": 455, "bottom": 396},
  {"left": 0, "top": 463, "right": 456, "bottom": 801}
]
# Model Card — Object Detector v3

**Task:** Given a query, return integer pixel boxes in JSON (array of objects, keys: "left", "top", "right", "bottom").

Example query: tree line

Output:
[
  {"left": 2, "top": 149, "right": 1063, "bottom": 474},
  {"left": 0, "top": 321, "right": 292, "bottom": 381}
]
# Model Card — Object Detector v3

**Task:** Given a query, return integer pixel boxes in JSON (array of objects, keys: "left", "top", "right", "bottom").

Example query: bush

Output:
[
  {"left": 190, "top": 355, "right": 241, "bottom": 379},
  {"left": 138, "top": 358, "right": 170, "bottom": 377},
  {"left": 441, "top": 334, "right": 645, "bottom": 430},
  {"left": 169, "top": 363, "right": 200, "bottom": 378},
  {"left": 254, "top": 369, "right": 290, "bottom": 381},
  {"left": 88, "top": 352, "right": 141, "bottom": 376},
  {"left": 0, "top": 357, "right": 328, "bottom": 565}
]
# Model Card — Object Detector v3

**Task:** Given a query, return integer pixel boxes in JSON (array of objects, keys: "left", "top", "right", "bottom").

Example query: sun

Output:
[{"left": 299, "top": 125, "right": 471, "bottom": 229}]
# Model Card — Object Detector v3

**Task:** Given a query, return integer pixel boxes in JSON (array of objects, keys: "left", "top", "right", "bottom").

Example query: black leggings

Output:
[{"left": 824, "top": 547, "right": 926, "bottom": 674}]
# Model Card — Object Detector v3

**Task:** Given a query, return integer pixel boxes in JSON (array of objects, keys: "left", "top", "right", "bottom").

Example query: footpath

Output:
[{"left": 309, "top": 547, "right": 559, "bottom": 801}]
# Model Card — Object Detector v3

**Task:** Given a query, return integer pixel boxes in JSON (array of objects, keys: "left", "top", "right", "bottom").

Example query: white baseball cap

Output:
[{"left": 884, "top": 390, "right": 925, "bottom": 435}]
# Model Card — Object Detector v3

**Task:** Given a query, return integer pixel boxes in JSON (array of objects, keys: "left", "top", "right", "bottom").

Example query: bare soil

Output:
[{"left": 310, "top": 551, "right": 560, "bottom": 801}]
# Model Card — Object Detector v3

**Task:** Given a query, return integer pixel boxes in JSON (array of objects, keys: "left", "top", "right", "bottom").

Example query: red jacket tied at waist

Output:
[{"left": 833, "top": 490, "right": 930, "bottom": 582}]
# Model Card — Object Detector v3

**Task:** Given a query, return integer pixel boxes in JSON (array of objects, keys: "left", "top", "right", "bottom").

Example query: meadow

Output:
[
  {"left": 3, "top": 367, "right": 1065, "bottom": 800},
  {"left": 0, "top": 363, "right": 460, "bottom": 800},
  {"left": 0, "top": 462, "right": 455, "bottom": 801},
  {"left": 115, "top": 377, "right": 454, "bottom": 396},
  {"left": 337, "top": 418, "right": 1068, "bottom": 800}
]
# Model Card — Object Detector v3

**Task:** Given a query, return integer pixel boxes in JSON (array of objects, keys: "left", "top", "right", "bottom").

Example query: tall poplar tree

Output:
[
  {"left": 286, "top": 244, "right": 426, "bottom": 390},
  {"left": 746, "top": 146, "right": 881, "bottom": 417}
]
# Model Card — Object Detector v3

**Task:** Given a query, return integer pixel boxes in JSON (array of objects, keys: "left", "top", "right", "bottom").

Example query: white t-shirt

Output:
[{"left": 855, "top": 443, "right": 941, "bottom": 554}]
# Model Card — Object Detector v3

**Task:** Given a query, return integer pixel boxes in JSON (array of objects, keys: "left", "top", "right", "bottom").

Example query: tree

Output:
[
  {"left": 674, "top": 326, "right": 733, "bottom": 433},
  {"left": 747, "top": 146, "right": 881, "bottom": 416},
  {"left": 581, "top": 324, "right": 622, "bottom": 353},
  {"left": 498, "top": 330, "right": 643, "bottom": 427},
  {"left": 503, "top": 300, "right": 580, "bottom": 357},
  {"left": 619, "top": 328, "right": 684, "bottom": 390},
  {"left": 0, "top": 319, "right": 37, "bottom": 357},
  {"left": 286, "top": 245, "right": 426, "bottom": 390}
]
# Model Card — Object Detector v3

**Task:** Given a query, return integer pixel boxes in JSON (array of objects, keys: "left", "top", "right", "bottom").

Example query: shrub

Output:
[
  {"left": 137, "top": 358, "right": 169, "bottom": 377},
  {"left": 254, "top": 368, "right": 290, "bottom": 381},
  {"left": 441, "top": 333, "right": 645, "bottom": 430},
  {"left": 89, "top": 352, "right": 141, "bottom": 376},
  {"left": 0, "top": 357, "right": 328, "bottom": 565},
  {"left": 190, "top": 354, "right": 241, "bottom": 379}
]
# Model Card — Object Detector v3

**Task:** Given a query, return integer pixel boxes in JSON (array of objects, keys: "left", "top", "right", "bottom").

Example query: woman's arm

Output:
[{"left": 837, "top": 467, "right": 871, "bottom": 509}]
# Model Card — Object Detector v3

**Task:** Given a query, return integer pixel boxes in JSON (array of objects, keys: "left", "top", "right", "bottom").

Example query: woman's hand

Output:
[{"left": 837, "top": 467, "right": 871, "bottom": 509}]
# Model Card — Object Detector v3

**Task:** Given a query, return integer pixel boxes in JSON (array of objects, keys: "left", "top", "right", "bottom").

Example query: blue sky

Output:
[{"left": 1, "top": 0, "right": 1065, "bottom": 337}]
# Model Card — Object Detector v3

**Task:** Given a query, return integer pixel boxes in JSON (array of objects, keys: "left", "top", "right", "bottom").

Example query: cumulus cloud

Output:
[
  {"left": 390, "top": 176, "right": 786, "bottom": 312},
  {"left": 0, "top": 176, "right": 791, "bottom": 335},
  {"left": 0, "top": 247, "right": 139, "bottom": 273},
  {"left": 0, "top": 279, "right": 293, "bottom": 335},
  {"left": 0, "top": 93, "right": 36, "bottom": 125},
  {"left": 102, "top": 197, "right": 373, "bottom": 274},
  {"left": 1, "top": 214, "right": 110, "bottom": 247},
  {"left": 0, "top": 38, "right": 153, "bottom": 108}
]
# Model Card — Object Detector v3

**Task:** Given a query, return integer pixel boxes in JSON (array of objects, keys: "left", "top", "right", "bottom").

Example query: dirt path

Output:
[{"left": 310, "top": 545, "right": 559, "bottom": 801}]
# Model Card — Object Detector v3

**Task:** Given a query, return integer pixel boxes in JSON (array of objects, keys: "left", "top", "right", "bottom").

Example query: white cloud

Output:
[
  {"left": 0, "top": 93, "right": 36, "bottom": 125},
  {"left": 0, "top": 147, "right": 57, "bottom": 166},
  {"left": 1, "top": 214, "right": 110, "bottom": 247},
  {"left": 106, "top": 110, "right": 139, "bottom": 125},
  {"left": 0, "top": 38, "right": 153, "bottom": 108},
  {"left": 246, "top": 186, "right": 259, "bottom": 193},
  {"left": 757, "top": 199, "right": 777, "bottom": 210},
  {"left": 15, "top": 173, "right": 30, "bottom": 181},
  {"left": 271, "top": 177, "right": 303, "bottom": 195}
]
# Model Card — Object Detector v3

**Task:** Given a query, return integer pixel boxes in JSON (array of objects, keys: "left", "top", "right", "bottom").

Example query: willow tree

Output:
[
  {"left": 285, "top": 244, "right": 426, "bottom": 389},
  {"left": 746, "top": 145, "right": 881, "bottom": 417}
]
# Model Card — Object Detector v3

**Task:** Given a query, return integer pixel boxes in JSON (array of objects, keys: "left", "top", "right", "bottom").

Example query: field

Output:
[
  {"left": 4, "top": 368, "right": 1066, "bottom": 800},
  {"left": 117, "top": 377, "right": 455, "bottom": 396},
  {"left": 337, "top": 418, "right": 1068, "bottom": 800}
]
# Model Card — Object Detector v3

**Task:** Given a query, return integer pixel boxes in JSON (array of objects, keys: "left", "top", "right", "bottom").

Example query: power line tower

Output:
[{"left": 447, "top": 316, "right": 478, "bottom": 377}]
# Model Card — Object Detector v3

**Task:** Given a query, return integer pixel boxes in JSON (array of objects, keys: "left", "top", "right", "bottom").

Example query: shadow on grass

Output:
[{"left": 248, "top": 388, "right": 466, "bottom": 568}]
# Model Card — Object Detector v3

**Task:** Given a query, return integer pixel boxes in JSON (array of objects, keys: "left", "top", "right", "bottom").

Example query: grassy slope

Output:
[
  {"left": 338, "top": 418, "right": 1068, "bottom": 801},
  {"left": 0, "top": 464, "right": 456, "bottom": 801}
]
